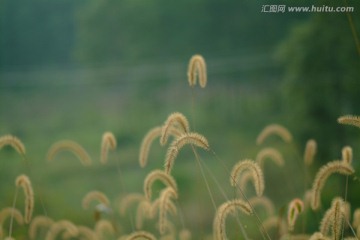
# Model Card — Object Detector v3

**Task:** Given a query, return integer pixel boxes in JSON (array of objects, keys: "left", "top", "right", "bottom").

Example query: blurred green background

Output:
[{"left": 1, "top": 0, "right": 360, "bottom": 239}]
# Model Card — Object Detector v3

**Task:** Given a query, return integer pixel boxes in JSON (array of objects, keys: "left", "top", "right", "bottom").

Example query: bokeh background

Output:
[{"left": 1, "top": 0, "right": 360, "bottom": 239}]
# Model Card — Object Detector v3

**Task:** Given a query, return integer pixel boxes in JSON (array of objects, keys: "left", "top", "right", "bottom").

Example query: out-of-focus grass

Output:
[
  {"left": 0, "top": 80, "right": 284, "bottom": 238},
  {"left": 1, "top": 58, "right": 358, "bottom": 238}
]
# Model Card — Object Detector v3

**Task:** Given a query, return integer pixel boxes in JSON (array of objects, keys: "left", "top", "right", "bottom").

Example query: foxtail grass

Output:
[
  {"left": 0, "top": 134, "right": 26, "bottom": 157},
  {"left": 287, "top": 198, "right": 304, "bottom": 232},
  {"left": 230, "top": 159, "right": 265, "bottom": 197},
  {"left": 164, "top": 132, "right": 209, "bottom": 174},
  {"left": 44, "top": 220, "right": 78, "bottom": 240},
  {"left": 311, "top": 161, "right": 354, "bottom": 210},
  {"left": 187, "top": 54, "right": 207, "bottom": 88},
  {"left": 256, "top": 148, "right": 285, "bottom": 168},
  {"left": 47, "top": 140, "right": 92, "bottom": 166},
  {"left": 338, "top": 115, "right": 360, "bottom": 128},
  {"left": 160, "top": 112, "right": 190, "bottom": 146},
  {"left": 213, "top": 199, "right": 253, "bottom": 240},
  {"left": 15, "top": 174, "right": 34, "bottom": 224},
  {"left": 143, "top": 170, "right": 177, "bottom": 201},
  {"left": 82, "top": 191, "right": 110, "bottom": 213},
  {"left": 256, "top": 124, "right": 292, "bottom": 145},
  {"left": 304, "top": 139, "right": 317, "bottom": 166},
  {"left": 28, "top": 216, "right": 53, "bottom": 240},
  {"left": 101, "top": 131, "right": 117, "bottom": 164}
]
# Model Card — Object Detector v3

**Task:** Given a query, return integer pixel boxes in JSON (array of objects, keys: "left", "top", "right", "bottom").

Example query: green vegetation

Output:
[{"left": 1, "top": 0, "right": 360, "bottom": 239}]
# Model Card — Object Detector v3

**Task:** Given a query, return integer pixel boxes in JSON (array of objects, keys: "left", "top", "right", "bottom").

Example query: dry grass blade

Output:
[
  {"left": 46, "top": 140, "right": 92, "bottom": 166},
  {"left": 95, "top": 219, "right": 116, "bottom": 239},
  {"left": 338, "top": 115, "right": 360, "bottom": 128},
  {"left": 139, "top": 127, "right": 162, "bottom": 168},
  {"left": 0, "top": 207, "right": 24, "bottom": 239},
  {"left": 320, "top": 208, "right": 334, "bottom": 237},
  {"left": 78, "top": 226, "right": 97, "bottom": 240},
  {"left": 287, "top": 198, "right": 304, "bottom": 232},
  {"left": 159, "top": 221, "right": 176, "bottom": 238},
  {"left": 230, "top": 159, "right": 265, "bottom": 197},
  {"left": 249, "top": 196, "right": 275, "bottom": 217},
  {"left": 304, "top": 139, "right": 317, "bottom": 166},
  {"left": 139, "top": 126, "right": 182, "bottom": 168},
  {"left": 136, "top": 200, "right": 152, "bottom": 230},
  {"left": 144, "top": 170, "right": 177, "bottom": 201},
  {"left": 0, "top": 207, "right": 24, "bottom": 226},
  {"left": 150, "top": 198, "right": 177, "bottom": 220},
  {"left": 82, "top": 191, "right": 110, "bottom": 210},
  {"left": 238, "top": 171, "right": 256, "bottom": 195},
  {"left": 0, "top": 135, "right": 26, "bottom": 156},
  {"left": 187, "top": 54, "right": 207, "bottom": 88},
  {"left": 101, "top": 131, "right": 117, "bottom": 164},
  {"left": 158, "top": 187, "right": 178, "bottom": 235},
  {"left": 164, "top": 132, "right": 209, "bottom": 174},
  {"left": 15, "top": 174, "right": 34, "bottom": 224},
  {"left": 119, "top": 193, "right": 145, "bottom": 216},
  {"left": 262, "top": 216, "right": 287, "bottom": 236},
  {"left": 160, "top": 112, "right": 190, "bottom": 146},
  {"left": 256, "top": 124, "right": 292, "bottom": 145},
  {"left": 331, "top": 198, "right": 345, "bottom": 240},
  {"left": 123, "top": 230, "right": 157, "bottom": 240},
  {"left": 256, "top": 147, "right": 285, "bottom": 168},
  {"left": 45, "top": 220, "right": 79, "bottom": 240},
  {"left": 179, "top": 229, "right": 192, "bottom": 240},
  {"left": 28, "top": 216, "right": 54, "bottom": 240},
  {"left": 213, "top": 199, "right": 253, "bottom": 240},
  {"left": 320, "top": 198, "right": 345, "bottom": 240},
  {"left": 309, "top": 232, "right": 330, "bottom": 240},
  {"left": 342, "top": 146, "right": 353, "bottom": 164},
  {"left": 352, "top": 209, "right": 360, "bottom": 228},
  {"left": 311, "top": 161, "right": 354, "bottom": 210}
]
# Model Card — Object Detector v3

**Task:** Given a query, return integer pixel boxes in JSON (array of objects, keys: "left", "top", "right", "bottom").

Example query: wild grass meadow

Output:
[{"left": 0, "top": 53, "right": 360, "bottom": 240}]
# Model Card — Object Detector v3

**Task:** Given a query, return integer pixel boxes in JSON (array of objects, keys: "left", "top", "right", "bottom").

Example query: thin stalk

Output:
[
  {"left": 341, "top": 176, "right": 349, "bottom": 239},
  {"left": 8, "top": 188, "right": 19, "bottom": 238},
  {"left": 344, "top": 0, "right": 360, "bottom": 55}
]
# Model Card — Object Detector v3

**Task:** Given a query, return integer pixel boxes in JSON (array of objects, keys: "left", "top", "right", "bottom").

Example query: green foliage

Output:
[
  {"left": 74, "top": 0, "right": 305, "bottom": 65},
  {"left": 0, "top": 0, "right": 310, "bottom": 70},
  {"left": 277, "top": 8, "right": 360, "bottom": 160},
  {"left": 2, "top": 0, "right": 360, "bottom": 238},
  {"left": 0, "top": 0, "right": 84, "bottom": 70}
]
